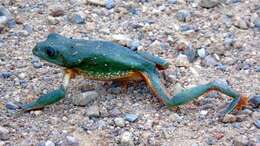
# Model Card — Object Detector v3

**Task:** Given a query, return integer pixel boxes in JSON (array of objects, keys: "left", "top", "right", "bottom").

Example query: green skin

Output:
[{"left": 21, "top": 33, "right": 244, "bottom": 115}]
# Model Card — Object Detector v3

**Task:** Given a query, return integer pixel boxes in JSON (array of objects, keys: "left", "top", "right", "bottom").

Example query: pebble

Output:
[
  {"left": 87, "top": 0, "right": 106, "bottom": 7},
  {"left": 114, "top": 117, "right": 125, "bottom": 127},
  {"left": 206, "top": 137, "right": 217, "bottom": 145},
  {"left": 253, "top": 17, "right": 260, "bottom": 28},
  {"left": 86, "top": 105, "right": 100, "bottom": 118},
  {"left": 197, "top": 48, "right": 206, "bottom": 58},
  {"left": 179, "top": 24, "right": 194, "bottom": 32},
  {"left": 233, "top": 135, "right": 248, "bottom": 146},
  {"left": 200, "top": 0, "right": 219, "bottom": 8},
  {"left": 168, "top": 0, "right": 177, "bottom": 4},
  {"left": 0, "top": 5, "right": 13, "bottom": 27},
  {"left": 175, "top": 9, "right": 191, "bottom": 22},
  {"left": 49, "top": 5, "right": 65, "bottom": 17},
  {"left": 249, "top": 95, "right": 260, "bottom": 108},
  {"left": 0, "top": 71, "right": 13, "bottom": 79},
  {"left": 5, "top": 101, "right": 19, "bottom": 110},
  {"left": 23, "top": 24, "right": 33, "bottom": 34},
  {"left": 252, "top": 112, "right": 260, "bottom": 121},
  {"left": 233, "top": 17, "right": 249, "bottom": 30},
  {"left": 173, "top": 83, "right": 184, "bottom": 95},
  {"left": 120, "top": 131, "right": 134, "bottom": 146},
  {"left": 106, "top": 0, "right": 115, "bottom": 9},
  {"left": 203, "top": 55, "right": 218, "bottom": 66},
  {"left": 66, "top": 136, "right": 79, "bottom": 145},
  {"left": 222, "top": 114, "right": 237, "bottom": 123},
  {"left": 125, "top": 113, "right": 138, "bottom": 122},
  {"left": 31, "top": 57, "right": 43, "bottom": 69},
  {"left": 175, "top": 54, "right": 190, "bottom": 67},
  {"left": 111, "top": 34, "right": 131, "bottom": 46},
  {"left": 110, "top": 107, "right": 121, "bottom": 117},
  {"left": 254, "top": 120, "right": 260, "bottom": 129},
  {"left": 45, "top": 140, "right": 55, "bottom": 146},
  {"left": 70, "top": 11, "right": 86, "bottom": 24},
  {"left": 169, "top": 113, "right": 182, "bottom": 122},
  {"left": 129, "top": 39, "right": 140, "bottom": 51},
  {"left": 47, "top": 16, "right": 60, "bottom": 25},
  {"left": 72, "top": 90, "right": 99, "bottom": 106},
  {"left": 0, "top": 126, "right": 9, "bottom": 140}
]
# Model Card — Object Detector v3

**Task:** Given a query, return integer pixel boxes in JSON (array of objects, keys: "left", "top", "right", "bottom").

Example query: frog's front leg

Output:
[
  {"left": 20, "top": 69, "right": 76, "bottom": 111},
  {"left": 142, "top": 71, "right": 248, "bottom": 115}
]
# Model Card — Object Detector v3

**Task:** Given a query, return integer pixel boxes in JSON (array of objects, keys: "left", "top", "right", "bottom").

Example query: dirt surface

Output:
[{"left": 0, "top": 0, "right": 259, "bottom": 146}]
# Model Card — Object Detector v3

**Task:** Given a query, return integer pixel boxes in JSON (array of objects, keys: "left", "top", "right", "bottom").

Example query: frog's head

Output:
[{"left": 33, "top": 33, "right": 80, "bottom": 67}]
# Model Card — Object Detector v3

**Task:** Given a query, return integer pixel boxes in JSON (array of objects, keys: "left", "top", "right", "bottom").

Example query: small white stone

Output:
[{"left": 45, "top": 140, "right": 55, "bottom": 146}]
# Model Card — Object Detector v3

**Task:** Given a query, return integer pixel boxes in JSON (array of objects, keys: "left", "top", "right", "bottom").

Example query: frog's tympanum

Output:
[{"left": 21, "top": 33, "right": 249, "bottom": 115}]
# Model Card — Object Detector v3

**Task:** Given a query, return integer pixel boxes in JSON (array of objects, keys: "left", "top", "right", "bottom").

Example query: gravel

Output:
[
  {"left": 72, "top": 90, "right": 99, "bottom": 106},
  {"left": 0, "top": 126, "right": 9, "bottom": 141}
]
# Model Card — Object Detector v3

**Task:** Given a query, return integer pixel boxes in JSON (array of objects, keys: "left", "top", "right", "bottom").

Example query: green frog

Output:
[{"left": 20, "top": 33, "right": 248, "bottom": 115}]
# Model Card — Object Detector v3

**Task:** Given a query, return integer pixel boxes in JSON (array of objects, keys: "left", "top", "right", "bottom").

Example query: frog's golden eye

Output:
[{"left": 46, "top": 47, "right": 56, "bottom": 57}]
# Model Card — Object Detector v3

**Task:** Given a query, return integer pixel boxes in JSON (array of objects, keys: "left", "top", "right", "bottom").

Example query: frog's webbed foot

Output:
[
  {"left": 19, "top": 87, "right": 65, "bottom": 112},
  {"left": 141, "top": 71, "right": 249, "bottom": 115},
  {"left": 19, "top": 69, "right": 76, "bottom": 112}
]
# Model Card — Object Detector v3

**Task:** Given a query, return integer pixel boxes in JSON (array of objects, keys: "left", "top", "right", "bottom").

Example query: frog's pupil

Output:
[{"left": 46, "top": 48, "right": 55, "bottom": 57}]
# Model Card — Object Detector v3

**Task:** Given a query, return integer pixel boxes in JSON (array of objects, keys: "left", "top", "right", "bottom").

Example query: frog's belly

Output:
[{"left": 79, "top": 70, "right": 143, "bottom": 81}]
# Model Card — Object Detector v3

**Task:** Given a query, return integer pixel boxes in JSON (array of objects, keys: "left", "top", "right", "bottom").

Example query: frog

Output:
[{"left": 20, "top": 33, "right": 249, "bottom": 115}]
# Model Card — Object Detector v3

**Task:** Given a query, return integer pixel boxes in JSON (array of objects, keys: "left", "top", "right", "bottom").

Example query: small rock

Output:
[
  {"left": 49, "top": 5, "right": 65, "bottom": 17},
  {"left": 23, "top": 24, "right": 33, "bottom": 34},
  {"left": 114, "top": 117, "right": 125, "bottom": 127},
  {"left": 87, "top": 0, "right": 107, "bottom": 6},
  {"left": 110, "top": 107, "right": 121, "bottom": 117},
  {"left": 252, "top": 112, "right": 260, "bottom": 121},
  {"left": 45, "top": 140, "right": 55, "bottom": 146},
  {"left": 18, "top": 73, "right": 26, "bottom": 79},
  {"left": 200, "top": 0, "right": 219, "bottom": 8},
  {"left": 31, "top": 57, "right": 43, "bottom": 69},
  {"left": 191, "top": 144, "right": 199, "bottom": 146},
  {"left": 228, "top": 0, "right": 241, "bottom": 3},
  {"left": 249, "top": 95, "right": 260, "bottom": 108},
  {"left": 66, "top": 136, "right": 79, "bottom": 145},
  {"left": 233, "top": 17, "right": 249, "bottom": 30},
  {"left": 0, "top": 71, "right": 13, "bottom": 79},
  {"left": 129, "top": 39, "right": 139, "bottom": 51},
  {"left": 173, "top": 83, "right": 184, "bottom": 95},
  {"left": 168, "top": 0, "right": 177, "bottom": 4},
  {"left": 86, "top": 105, "right": 100, "bottom": 118},
  {"left": 200, "top": 110, "right": 208, "bottom": 116},
  {"left": 254, "top": 120, "right": 260, "bottom": 129},
  {"left": 253, "top": 17, "right": 260, "bottom": 28},
  {"left": 175, "top": 54, "right": 190, "bottom": 67},
  {"left": 222, "top": 114, "right": 237, "bottom": 123},
  {"left": 179, "top": 24, "right": 194, "bottom": 32},
  {"left": 203, "top": 55, "right": 218, "bottom": 66},
  {"left": 120, "top": 131, "right": 134, "bottom": 146},
  {"left": 106, "top": 0, "right": 115, "bottom": 9},
  {"left": 47, "top": 16, "right": 59, "bottom": 25},
  {"left": 169, "top": 113, "right": 182, "bottom": 122},
  {"left": 0, "top": 5, "right": 14, "bottom": 28},
  {"left": 72, "top": 90, "right": 99, "bottom": 106},
  {"left": 175, "top": 9, "right": 191, "bottom": 22},
  {"left": 111, "top": 34, "right": 131, "bottom": 46},
  {"left": 233, "top": 135, "right": 249, "bottom": 146},
  {"left": 70, "top": 11, "right": 86, "bottom": 24},
  {"left": 0, "top": 126, "right": 9, "bottom": 140},
  {"left": 197, "top": 48, "right": 206, "bottom": 58},
  {"left": 125, "top": 113, "right": 138, "bottom": 122},
  {"left": 5, "top": 101, "right": 19, "bottom": 110},
  {"left": 206, "top": 137, "right": 217, "bottom": 145}
]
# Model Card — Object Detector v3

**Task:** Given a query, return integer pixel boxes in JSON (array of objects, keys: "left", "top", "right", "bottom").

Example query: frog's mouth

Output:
[{"left": 32, "top": 46, "right": 40, "bottom": 57}]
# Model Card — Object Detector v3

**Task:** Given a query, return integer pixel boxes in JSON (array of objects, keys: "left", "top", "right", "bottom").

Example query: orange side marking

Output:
[
  {"left": 235, "top": 95, "right": 249, "bottom": 110},
  {"left": 64, "top": 68, "right": 80, "bottom": 79},
  {"left": 140, "top": 72, "right": 170, "bottom": 105}
]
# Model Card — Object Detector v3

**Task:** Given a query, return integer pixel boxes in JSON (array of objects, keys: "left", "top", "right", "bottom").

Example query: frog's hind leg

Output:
[
  {"left": 137, "top": 51, "right": 170, "bottom": 70},
  {"left": 20, "top": 69, "right": 78, "bottom": 111},
  {"left": 140, "top": 71, "right": 248, "bottom": 115}
]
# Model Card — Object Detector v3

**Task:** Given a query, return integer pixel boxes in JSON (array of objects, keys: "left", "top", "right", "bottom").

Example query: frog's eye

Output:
[{"left": 46, "top": 47, "right": 56, "bottom": 57}]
